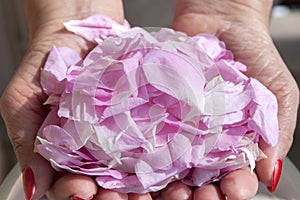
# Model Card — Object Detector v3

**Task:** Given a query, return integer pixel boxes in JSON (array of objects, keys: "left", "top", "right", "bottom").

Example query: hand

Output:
[
  {"left": 0, "top": 1, "right": 152, "bottom": 199},
  {"left": 0, "top": 1, "right": 195, "bottom": 199},
  {"left": 159, "top": 0, "right": 299, "bottom": 199}
]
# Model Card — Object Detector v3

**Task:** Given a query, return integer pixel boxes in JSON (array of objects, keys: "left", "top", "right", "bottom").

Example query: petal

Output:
[
  {"left": 193, "top": 34, "right": 232, "bottom": 61},
  {"left": 204, "top": 77, "right": 252, "bottom": 116},
  {"left": 142, "top": 49, "right": 206, "bottom": 114},
  {"left": 41, "top": 46, "right": 81, "bottom": 95},
  {"left": 64, "top": 14, "right": 130, "bottom": 42},
  {"left": 215, "top": 126, "right": 248, "bottom": 150},
  {"left": 248, "top": 78, "right": 279, "bottom": 146}
]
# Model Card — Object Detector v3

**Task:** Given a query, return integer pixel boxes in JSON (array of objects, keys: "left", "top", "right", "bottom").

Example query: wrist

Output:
[
  {"left": 229, "top": 0, "right": 274, "bottom": 23},
  {"left": 173, "top": 0, "right": 273, "bottom": 33}
]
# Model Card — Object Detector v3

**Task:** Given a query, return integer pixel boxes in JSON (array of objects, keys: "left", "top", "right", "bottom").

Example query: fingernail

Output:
[
  {"left": 267, "top": 159, "right": 283, "bottom": 192},
  {"left": 70, "top": 195, "right": 94, "bottom": 200},
  {"left": 22, "top": 168, "right": 35, "bottom": 200}
]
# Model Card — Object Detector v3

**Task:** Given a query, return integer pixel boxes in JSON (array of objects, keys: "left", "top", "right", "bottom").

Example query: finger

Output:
[
  {"left": 255, "top": 59, "right": 298, "bottom": 191},
  {"left": 22, "top": 155, "right": 54, "bottom": 199},
  {"left": 172, "top": 14, "right": 217, "bottom": 36},
  {"left": 0, "top": 49, "right": 55, "bottom": 199},
  {"left": 193, "top": 184, "right": 225, "bottom": 200},
  {"left": 150, "top": 192, "right": 160, "bottom": 199},
  {"left": 161, "top": 181, "right": 192, "bottom": 200},
  {"left": 128, "top": 193, "right": 152, "bottom": 200},
  {"left": 47, "top": 174, "right": 97, "bottom": 200},
  {"left": 220, "top": 167, "right": 258, "bottom": 200},
  {"left": 256, "top": 74, "right": 298, "bottom": 190},
  {"left": 171, "top": 0, "right": 230, "bottom": 36},
  {"left": 1, "top": 95, "right": 55, "bottom": 199},
  {"left": 94, "top": 188, "right": 128, "bottom": 200},
  {"left": 12, "top": 125, "right": 55, "bottom": 200},
  {"left": 255, "top": 140, "right": 284, "bottom": 191}
]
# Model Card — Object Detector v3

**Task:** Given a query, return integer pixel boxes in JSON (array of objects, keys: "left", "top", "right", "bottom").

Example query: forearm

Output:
[{"left": 24, "top": 0, "right": 124, "bottom": 38}]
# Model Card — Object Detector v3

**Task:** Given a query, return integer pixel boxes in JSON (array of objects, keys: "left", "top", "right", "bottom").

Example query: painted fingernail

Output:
[
  {"left": 70, "top": 195, "right": 94, "bottom": 200},
  {"left": 267, "top": 159, "right": 283, "bottom": 192},
  {"left": 22, "top": 168, "right": 35, "bottom": 200}
]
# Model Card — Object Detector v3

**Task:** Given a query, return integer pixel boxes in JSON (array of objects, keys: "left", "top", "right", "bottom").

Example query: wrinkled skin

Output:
[{"left": 0, "top": 0, "right": 298, "bottom": 200}]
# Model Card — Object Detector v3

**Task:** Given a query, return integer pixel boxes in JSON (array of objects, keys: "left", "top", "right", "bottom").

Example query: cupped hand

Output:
[
  {"left": 0, "top": 22, "right": 92, "bottom": 200},
  {"left": 0, "top": 4, "right": 153, "bottom": 200},
  {"left": 160, "top": 0, "right": 299, "bottom": 199},
  {"left": 1, "top": 1, "right": 298, "bottom": 200},
  {"left": 2, "top": 6, "right": 204, "bottom": 199}
]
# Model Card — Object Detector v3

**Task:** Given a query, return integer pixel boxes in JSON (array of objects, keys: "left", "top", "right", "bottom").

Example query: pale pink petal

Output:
[
  {"left": 64, "top": 14, "right": 130, "bottom": 42},
  {"left": 142, "top": 49, "right": 206, "bottom": 113},
  {"left": 41, "top": 46, "right": 81, "bottom": 95},
  {"left": 37, "top": 16, "right": 279, "bottom": 193},
  {"left": 248, "top": 78, "right": 279, "bottom": 146}
]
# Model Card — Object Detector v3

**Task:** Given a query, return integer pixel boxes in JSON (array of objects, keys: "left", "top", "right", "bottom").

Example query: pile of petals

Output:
[{"left": 35, "top": 15, "right": 279, "bottom": 193}]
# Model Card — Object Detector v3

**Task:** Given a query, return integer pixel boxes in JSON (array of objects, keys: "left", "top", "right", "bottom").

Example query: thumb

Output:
[
  {"left": 0, "top": 86, "right": 55, "bottom": 200},
  {"left": 172, "top": 13, "right": 220, "bottom": 36},
  {"left": 20, "top": 150, "right": 54, "bottom": 200},
  {"left": 8, "top": 121, "right": 55, "bottom": 200},
  {"left": 256, "top": 81, "right": 299, "bottom": 192},
  {"left": 255, "top": 141, "right": 283, "bottom": 192},
  {"left": 10, "top": 117, "right": 55, "bottom": 200}
]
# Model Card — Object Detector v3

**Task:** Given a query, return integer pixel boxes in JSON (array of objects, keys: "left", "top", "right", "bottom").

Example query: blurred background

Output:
[{"left": 0, "top": 0, "right": 300, "bottom": 184}]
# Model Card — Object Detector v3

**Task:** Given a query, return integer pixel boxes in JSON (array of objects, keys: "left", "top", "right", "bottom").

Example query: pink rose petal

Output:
[{"left": 36, "top": 15, "right": 279, "bottom": 193}]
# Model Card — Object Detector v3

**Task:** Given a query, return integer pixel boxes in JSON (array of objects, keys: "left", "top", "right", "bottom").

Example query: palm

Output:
[
  {"left": 0, "top": 29, "right": 97, "bottom": 198},
  {"left": 172, "top": 10, "right": 298, "bottom": 156},
  {"left": 1, "top": 6, "right": 298, "bottom": 199},
  {"left": 1, "top": 28, "right": 158, "bottom": 199},
  {"left": 170, "top": 6, "right": 299, "bottom": 200}
]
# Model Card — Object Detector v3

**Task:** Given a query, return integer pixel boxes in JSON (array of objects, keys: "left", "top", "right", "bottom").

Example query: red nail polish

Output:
[
  {"left": 267, "top": 159, "right": 283, "bottom": 192},
  {"left": 70, "top": 195, "right": 94, "bottom": 200},
  {"left": 22, "top": 168, "right": 35, "bottom": 200}
]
